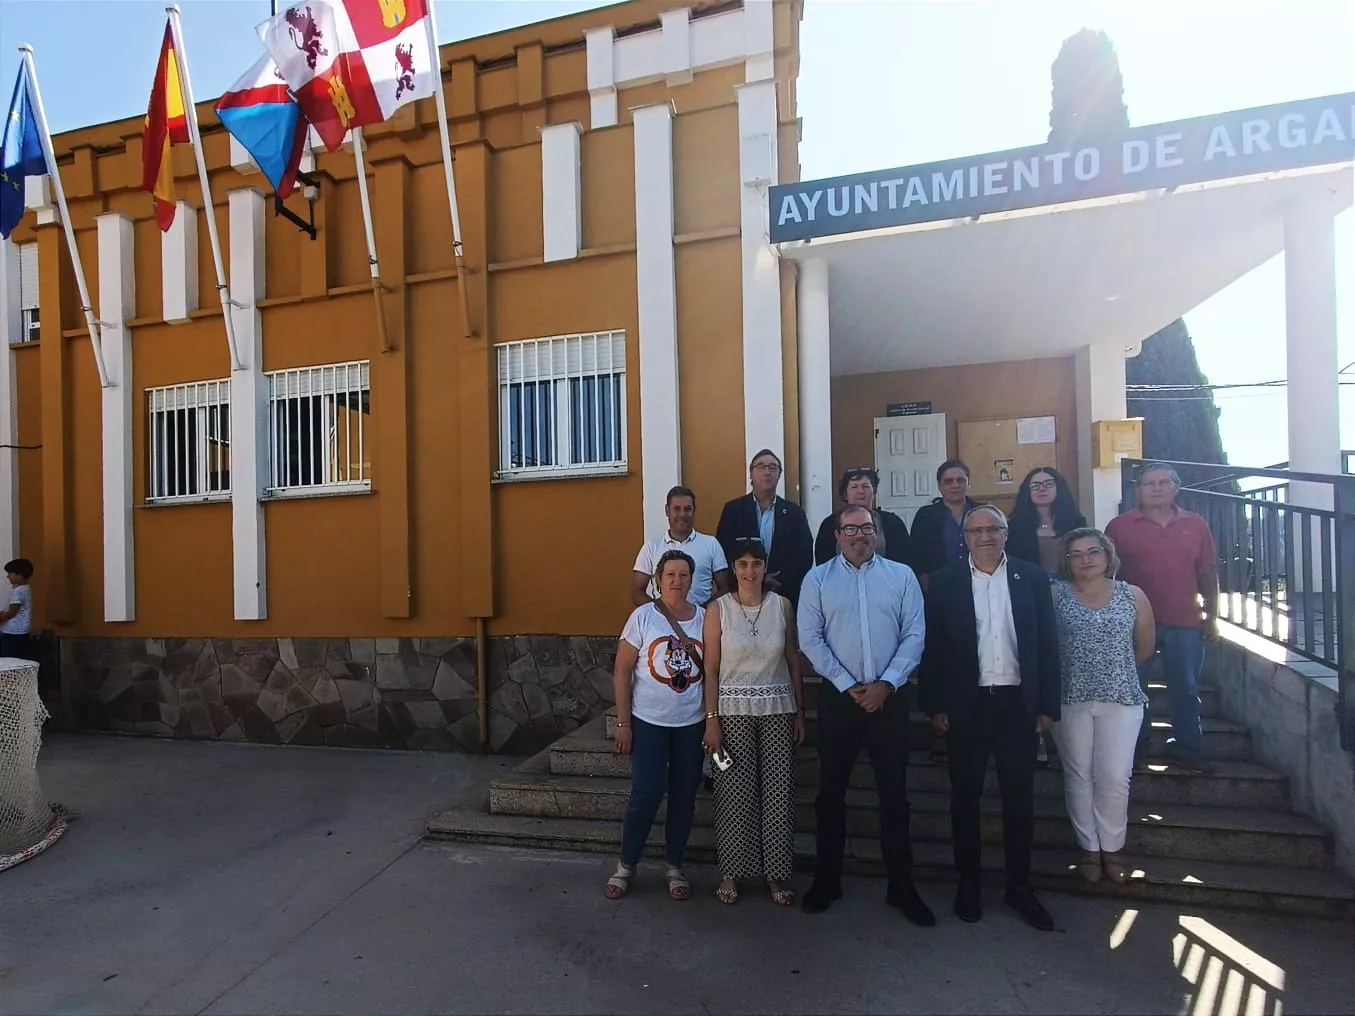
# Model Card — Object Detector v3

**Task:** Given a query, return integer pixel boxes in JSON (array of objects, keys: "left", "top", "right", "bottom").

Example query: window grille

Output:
[
  {"left": 266, "top": 360, "right": 371, "bottom": 494},
  {"left": 496, "top": 331, "right": 627, "bottom": 477},
  {"left": 146, "top": 379, "right": 231, "bottom": 501}
]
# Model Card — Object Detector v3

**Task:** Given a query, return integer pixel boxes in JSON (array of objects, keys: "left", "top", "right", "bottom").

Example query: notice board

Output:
[{"left": 957, "top": 417, "right": 1058, "bottom": 500}]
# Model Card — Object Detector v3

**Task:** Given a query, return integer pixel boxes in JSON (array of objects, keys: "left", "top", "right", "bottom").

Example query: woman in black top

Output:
[
  {"left": 1007, "top": 466, "right": 1086, "bottom": 573},
  {"left": 813, "top": 468, "right": 912, "bottom": 566}
]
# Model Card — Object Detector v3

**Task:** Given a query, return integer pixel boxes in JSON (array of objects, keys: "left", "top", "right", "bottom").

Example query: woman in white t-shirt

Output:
[{"left": 605, "top": 550, "right": 707, "bottom": 902}]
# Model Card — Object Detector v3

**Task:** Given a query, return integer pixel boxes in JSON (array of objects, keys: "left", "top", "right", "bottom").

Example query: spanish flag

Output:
[{"left": 142, "top": 21, "right": 190, "bottom": 232}]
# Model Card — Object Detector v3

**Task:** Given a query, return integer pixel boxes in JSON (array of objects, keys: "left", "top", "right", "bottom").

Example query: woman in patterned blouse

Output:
[{"left": 1051, "top": 528, "right": 1156, "bottom": 883}]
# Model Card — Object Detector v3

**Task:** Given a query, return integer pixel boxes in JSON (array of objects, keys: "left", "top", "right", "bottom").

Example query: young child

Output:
[{"left": 1, "top": 558, "right": 35, "bottom": 660}]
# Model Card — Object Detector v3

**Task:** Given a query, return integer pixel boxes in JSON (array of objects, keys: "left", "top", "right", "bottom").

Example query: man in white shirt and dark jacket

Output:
[{"left": 919, "top": 505, "right": 1061, "bottom": 931}]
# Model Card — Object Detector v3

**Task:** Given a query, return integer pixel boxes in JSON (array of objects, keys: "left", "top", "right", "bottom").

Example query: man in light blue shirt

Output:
[{"left": 797, "top": 505, "right": 933, "bottom": 926}]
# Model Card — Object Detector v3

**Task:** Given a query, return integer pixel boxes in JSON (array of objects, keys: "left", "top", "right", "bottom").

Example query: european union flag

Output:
[{"left": 1, "top": 65, "right": 46, "bottom": 240}]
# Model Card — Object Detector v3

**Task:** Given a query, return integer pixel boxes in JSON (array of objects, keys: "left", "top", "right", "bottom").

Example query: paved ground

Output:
[{"left": 2, "top": 735, "right": 1351, "bottom": 1016}]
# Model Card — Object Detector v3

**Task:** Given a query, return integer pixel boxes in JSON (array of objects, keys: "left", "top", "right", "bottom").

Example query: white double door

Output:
[{"left": 873, "top": 413, "right": 948, "bottom": 528}]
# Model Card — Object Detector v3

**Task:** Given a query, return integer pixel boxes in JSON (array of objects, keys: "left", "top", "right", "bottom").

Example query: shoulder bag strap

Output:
[{"left": 652, "top": 598, "right": 705, "bottom": 678}]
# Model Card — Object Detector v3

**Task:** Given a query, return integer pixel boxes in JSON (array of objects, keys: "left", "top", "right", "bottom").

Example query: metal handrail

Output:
[{"left": 1120, "top": 457, "right": 1355, "bottom": 752}]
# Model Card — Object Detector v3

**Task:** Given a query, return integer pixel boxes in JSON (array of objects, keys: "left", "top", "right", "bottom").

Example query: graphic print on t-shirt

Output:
[{"left": 646, "top": 634, "right": 704, "bottom": 692}]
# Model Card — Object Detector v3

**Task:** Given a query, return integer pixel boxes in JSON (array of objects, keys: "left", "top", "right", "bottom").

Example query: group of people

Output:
[{"left": 607, "top": 452, "right": 1220, "bottom": 931}]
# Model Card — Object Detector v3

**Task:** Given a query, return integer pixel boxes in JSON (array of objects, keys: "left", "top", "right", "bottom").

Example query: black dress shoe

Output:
[
  {"left": 953, "top": 879, "right": 982, "bottom": 923},
  {"left": 801, "top": 882, "right": 842, "bottom": 914},
  {"left": 1004, "top": 885, "right": 1054, "bottom": 931},
  {"left": 886, "top": 881, "right": 936, "bottom": 927}
]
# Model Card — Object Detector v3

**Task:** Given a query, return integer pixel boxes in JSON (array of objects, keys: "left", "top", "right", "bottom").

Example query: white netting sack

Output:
[{"left": 1, "top": 657, "right": 67, "bottom": 871}]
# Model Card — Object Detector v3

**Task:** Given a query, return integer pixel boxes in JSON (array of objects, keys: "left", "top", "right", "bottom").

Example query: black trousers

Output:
[
  {"left": 947, "top": 685, "right": 1036, "bottom": 888},
  {"left": 813, "top": 682, "right": 914, "bottom": 889}
]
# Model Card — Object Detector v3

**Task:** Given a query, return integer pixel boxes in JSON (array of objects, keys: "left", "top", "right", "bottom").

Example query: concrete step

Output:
[
  {"left": 425, "top": 806, "right": 1355, "bottom": 920},
  {"left": 487, "top": 769, "right": 1331, "bottom": 869},
  {"left": 549, "top": 734, "right": 1291, "bottom": 810},
  {"left": 602, "top": 707, "right": 1253, "bottom": 760}
]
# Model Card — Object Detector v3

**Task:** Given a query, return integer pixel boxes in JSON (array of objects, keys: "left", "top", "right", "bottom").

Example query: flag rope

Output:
[
  {"left": 165, "top": 5, "right": 244, "bottom": 372},
  {"left": 17, "top": 48, "right": 112, "bottom": 388}
]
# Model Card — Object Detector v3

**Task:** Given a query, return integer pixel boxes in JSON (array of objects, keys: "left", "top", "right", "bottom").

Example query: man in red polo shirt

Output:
[{"left": 1105, "top": 463, "right": 1219, "bottom": 774}]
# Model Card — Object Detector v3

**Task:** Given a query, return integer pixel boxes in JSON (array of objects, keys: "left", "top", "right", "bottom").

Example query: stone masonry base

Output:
[{"left": 59, "top": 636, "right": 618, "bottom": 756}]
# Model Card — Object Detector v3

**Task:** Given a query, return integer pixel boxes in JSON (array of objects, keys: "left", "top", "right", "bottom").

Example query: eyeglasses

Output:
[
  {"left": 838, "top": 524, "right": 876, "bottom": 536},
  {"left": 1066, "top": 547, "right": 1107, "bottom": 561},
  {"left": 964, "top": 526, "right": 1005, "bottom": 538},
  {"left": 752, "top": 462, "right": 782, "bottom": 473},
  {"left": 1028, "top": 480, "right": 1058, "bottom": 491}
]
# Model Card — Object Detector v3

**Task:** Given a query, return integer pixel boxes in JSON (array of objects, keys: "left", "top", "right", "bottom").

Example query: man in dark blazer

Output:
[
  {"left": 715, "top": 449, "right": 814, "bottom": 607},
  {"left": 919, "top": 504, "right": 1061, "bottom": 931}
]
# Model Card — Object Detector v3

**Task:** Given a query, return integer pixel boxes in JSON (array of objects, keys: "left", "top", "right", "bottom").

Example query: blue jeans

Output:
[
  {"left": 619, "top": 717, "right": 706, "bottom": 867},
  {"left": 1137, "top": 626, "right": 1205, "bottom": 754}
]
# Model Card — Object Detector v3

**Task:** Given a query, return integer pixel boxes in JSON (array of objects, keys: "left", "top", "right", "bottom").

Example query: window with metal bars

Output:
[
  {"left": 496, "top": 332, "right": 627, "bottom": 477},
  {"left": 146, "top": 379, "right": 231, "bottom": 501},
  {"left": 266, "top": 361, "right": 371, "bottom": 494}
]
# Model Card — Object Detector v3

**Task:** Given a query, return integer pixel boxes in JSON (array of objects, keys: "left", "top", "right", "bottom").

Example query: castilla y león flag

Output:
[
  {"left": 258, "top": 0, "right": 436, "bottom": 153},
  {"left": 142, "top": 22, "right": 191, "bottom": 232}
]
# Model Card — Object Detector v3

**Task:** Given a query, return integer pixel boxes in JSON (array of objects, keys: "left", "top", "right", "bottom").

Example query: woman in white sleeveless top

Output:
[{"left": 702, "top": 536, "right": 806, "bottom": 906}]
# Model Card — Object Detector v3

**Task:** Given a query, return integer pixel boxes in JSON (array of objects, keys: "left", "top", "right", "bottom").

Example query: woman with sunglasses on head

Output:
[
  {"left": 813, "top": 467, "right": 912, "bottom": 566},
  {"left": 701, "top": 536, "right": 806, "bottom": 907},
  {"left": 606, "top": 550, "right": 708, "bottom": 902},
  {"left": 1051, "top": 528, "right": 1156, "bottom": 884},
  {"left": 1007, "top": 467, "right": 1086, "bottom": 574}
]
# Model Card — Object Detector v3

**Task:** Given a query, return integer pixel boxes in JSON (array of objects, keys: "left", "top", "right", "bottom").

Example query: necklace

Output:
[{"left": 735, "top": 593, "right": 766, "bottom": 636}]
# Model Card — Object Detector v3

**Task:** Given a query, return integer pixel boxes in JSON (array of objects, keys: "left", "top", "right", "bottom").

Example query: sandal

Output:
[
  {"left": 716, "top": 879, "right": 739, "bottom": 905},
  {"left": 1075, "top": 852, "right": 1103, "bottom": 883},
  {"left": 767, "top": 880, "right": 795, "bottom": 907},
  {"left": 604, "top": 861, "right": 635, "bottom": 900},
  {"left": 665, "top": 865, "right": 691, "bottom": 901},
  {"left": 1102, "top": 852, "right": 1129, "bottom": 884}
]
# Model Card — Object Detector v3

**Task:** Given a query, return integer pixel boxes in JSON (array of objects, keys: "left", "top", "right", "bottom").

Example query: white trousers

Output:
[{"left": 1052, "top": 700, "right": 1141, "bottom": 853}]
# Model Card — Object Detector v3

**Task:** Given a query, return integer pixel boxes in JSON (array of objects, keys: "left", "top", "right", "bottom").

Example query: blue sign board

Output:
[{"left": 769, "top": 92, "right": 1355, "bottom": 244}]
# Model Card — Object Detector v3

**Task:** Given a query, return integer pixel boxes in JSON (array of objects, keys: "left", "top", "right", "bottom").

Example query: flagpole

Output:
[
  {"left": 17, "top": 48, "right": 112, "bottom": 388},
  {"left": 165, "top": 5, "right": 243, "bottom": 372},
  {"left": 422, "top": 1, "right": 474, "bottom": 338},
  {"left": 350, "top": 128, "right": 392, "bottom": 353}
]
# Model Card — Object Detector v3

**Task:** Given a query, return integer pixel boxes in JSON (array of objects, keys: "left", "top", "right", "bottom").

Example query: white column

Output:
[
  {"left": 161, "top": 200, "right": 198, "bottom": 324},
  {"left": 798, "top": 258, "right": 832, "bottom": 527},
  {"left": 586, "top": 26, "right": 617, "bottom": 129},
  {"left": 1284, "top": 197, "right": 1340, "bottom": 511},
  {"left": 96, "top": 213, "right": 136, "bottom": 622},
  {"left": 736, "top": 79, "right": 785, "bottom": 495},
  {"left": 633, "top": 103, "right": 680, "bottom": 542},
  {"left": 1075, "top": 340, "right": 1128, "bottom": 529},
  {"left": 229, "top": 188, "right": 268, "bottom": 620},
  {"left": 540, "top": 122, "right": 582, "bottom": 263},
  {"left": 743, "top": 0, "right": 776, "bottom": 82},
  {"left": 0, "top": 240, "right": 19, "bottom": 565},
  {"left": 660, "top": 8, "right": 692, "bottom": 86}
]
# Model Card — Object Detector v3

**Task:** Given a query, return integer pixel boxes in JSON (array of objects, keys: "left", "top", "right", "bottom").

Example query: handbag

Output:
[{"left": 651, "top": 597, "right": 705, "bottom": 689}]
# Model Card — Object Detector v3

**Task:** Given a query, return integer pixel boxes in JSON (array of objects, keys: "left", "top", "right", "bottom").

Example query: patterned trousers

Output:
[{"left": 712, "top": 712, "right": 796, "bottom": 881}]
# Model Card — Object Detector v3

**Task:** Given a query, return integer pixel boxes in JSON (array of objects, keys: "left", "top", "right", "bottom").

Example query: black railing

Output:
[{"left": 1120, "top": 459, "right": 1355, "bottom": 751}]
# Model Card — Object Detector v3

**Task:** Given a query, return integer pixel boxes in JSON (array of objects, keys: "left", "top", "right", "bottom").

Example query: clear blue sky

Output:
[{"left": 2, "top": 0, "right": 1351, "bottom": 466}]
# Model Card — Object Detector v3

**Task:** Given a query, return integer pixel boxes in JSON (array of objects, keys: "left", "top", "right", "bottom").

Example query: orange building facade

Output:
[{"left": 1, "top": 0, "right": 805, "bottom": 752}]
